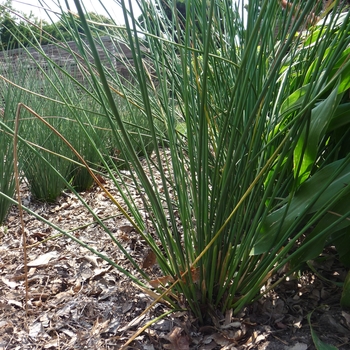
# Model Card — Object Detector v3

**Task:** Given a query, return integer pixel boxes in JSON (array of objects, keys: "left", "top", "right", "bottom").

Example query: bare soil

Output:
[{"left": 1, "top": 155, "right": 350, "bottom": 349}]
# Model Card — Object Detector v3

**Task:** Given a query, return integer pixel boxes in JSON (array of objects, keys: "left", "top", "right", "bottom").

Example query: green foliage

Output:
[
  {"left": 253, "top": 159, "right": 350, "bottom": 256},
  {"left": 2, "top": 0, "right": 350, "bottom": 325},
  {"left": 0, "top": 0, "right": 47, "bottom": 50},
  {"left": 38, "top": 11, "right": 116, "bottom": 45},
  {"left": 0, "top": 52, "right": 159, "bottom": 199},
  {"left": 255, "top": 7, "right": 350, "bottom": 267},
  {"left": 0, "top": 64, "right": 21, "bottom": 223},
  {"left": 307, "top": 311, "right": 339, "bottom": 350},
  {"left": 0, "top": 0, "right": 115, "bottom": 50},
  {"left": 20, "top": 115, "right": 72, "bottom": 202},
  {"left": 341, "top": 270, "right": 350, "bottom": 307}
]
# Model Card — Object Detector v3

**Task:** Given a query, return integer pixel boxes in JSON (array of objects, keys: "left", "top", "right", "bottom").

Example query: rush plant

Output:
[
  {"left": 0, "top": 107, "right": 15, "bottom": 223},
  {"left": 0, "top": 67, "right": 25, "bottom": 223},
  {"left": 3, "top": 0, "right": 350, "bottom": 324}
]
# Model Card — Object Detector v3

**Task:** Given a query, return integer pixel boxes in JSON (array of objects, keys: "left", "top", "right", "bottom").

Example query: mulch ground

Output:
[{"left": 1, "top": 152, "right": 350, "bottom": 349}]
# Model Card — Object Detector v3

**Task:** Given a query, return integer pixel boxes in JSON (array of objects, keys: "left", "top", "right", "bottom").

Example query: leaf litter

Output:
[{"left": 0, "top": 150, "right": 349, "bottom": 349}]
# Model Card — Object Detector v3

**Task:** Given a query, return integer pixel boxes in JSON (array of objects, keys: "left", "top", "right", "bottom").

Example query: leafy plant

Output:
[
  {"left": 4, "top": 0, "right": 350, "bottom": 328},
  {"left": 307, "top": 310, "right": 338, "bottom": 350}
]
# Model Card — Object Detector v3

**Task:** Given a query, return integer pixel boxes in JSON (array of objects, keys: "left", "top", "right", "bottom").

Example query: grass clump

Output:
[
  {"left": 0, "top": 76, "right": 22, "bottom": 223},
  {"left": 0, "top": 118, "right": 15, "bottom": 223}
]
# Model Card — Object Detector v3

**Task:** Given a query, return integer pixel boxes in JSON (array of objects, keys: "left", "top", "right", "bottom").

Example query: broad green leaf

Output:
[
  {"left": 338, "top": 64, "right": 350, "bottom": 94},
  {"left": 176, "top": 122, "right": 187, "bottom": 137},
  {"left": 252, "top": 159, "right": 350, "bottom": 255},
  {"left": 341, "top": 270, "right": 350, "bottom": 308},
  {"left": 303, "top": 28, "right": 326, "bottom": 47},
  {"left": 294, "top": 83, "right": 341, "bottom": 184},
  {"left": 290, "top": 195, "right": 350, "bottom": 267},
  {"left": 327, "top": 47, "right": 350, "bottom": 94},
  {"left": 327, "top": 103, "right": 350, "bottom": 131},
  {"left": 307, "top": 312, "right": 338, "bottom": 350},
  {"left": 280, "top": 84, "right": 310, "bottom": 116},
  {"left": 331, "top": 227, "right": 350, "bottom": 267}
]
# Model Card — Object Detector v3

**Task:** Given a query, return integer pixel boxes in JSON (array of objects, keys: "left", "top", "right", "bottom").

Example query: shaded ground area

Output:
[{"left": 1, "top": 157, "right": 350, "bottom": 349}]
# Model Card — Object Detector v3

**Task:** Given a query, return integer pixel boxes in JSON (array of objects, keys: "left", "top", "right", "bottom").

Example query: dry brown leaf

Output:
[
  {"left": 91, "top": 318, "right": 110, "bottom": 336},
  {"left": 221, "top": 322, "right": 241, "bottom": 329},
  {"left": 210, "top": 332, "right": 231, "bottom": 347},
  {"left": 222, "top": 328, "right": 244, "bottom": 341},
  {"left": 149, "top": 275, "right": 174, "bottom": 288},
  {"left": 342, "top": 311, "right": 350, "bottom": 328},
  {"left": 95, "top": 174, "right": 107, "bottom": 184},
  {"left": 182, "top": 267, "right": 200, "bottom": 284},
  {"left": 27, "top": 251, "right": 58, "bottom": 267},
  {"left": 8, "top": 299, "right": 23, "bottom": 308},
  {"left": 28, "top": 321, "right": 44, "bottom": 339},
  {"left": 2, "top": 277, "right": 20, "bottom": 288},
  {"left": 118, "top": 314, "right": 146, "bottom": 332},
  {"left": 163, "top": 326, "right": 190, "bottom": 350},
  {"left": 119, "top": 225, "right": 136, "bottom": 234},
  {"left": 132, "top": 283, "right": 174, "bottom": 305},
  {"left": 142, "top": 249, "right": 157, "bottom": 269},
  {"left": 149, "top": 267, "right": 200, "bottom": 288},
  {"left": 43, "top": 339, "right": 59, "bottom": 349},
  {"left": 276, "top": 321, "right": 288, "bottom": 329}
]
